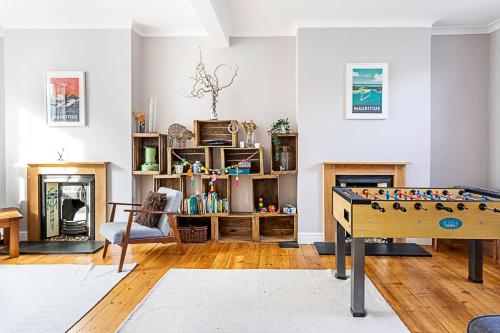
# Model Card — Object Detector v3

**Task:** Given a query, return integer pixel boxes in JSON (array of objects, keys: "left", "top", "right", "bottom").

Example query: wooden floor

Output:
[{"left": 1, "top": 242, "right": 499, "bottom": 332}]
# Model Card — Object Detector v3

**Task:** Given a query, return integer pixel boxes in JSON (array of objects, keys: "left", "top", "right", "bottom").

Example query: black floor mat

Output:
[
  {"left": 0, "top": 241, "right": 104, "bottom": 254},
  {"left": 279, "top": 241, "right": 300, "bottom": 248},
  {"left": 314, "top": 242, "right": 432, "bottom": 257}
]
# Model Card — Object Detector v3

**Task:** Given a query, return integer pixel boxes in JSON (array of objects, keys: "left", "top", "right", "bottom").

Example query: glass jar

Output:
[
  {"left": 280, "top": 146, "right": 291, "bottom": 171},
  {"left": 245, "top": 131, "right": 255, "bottom": 148}
]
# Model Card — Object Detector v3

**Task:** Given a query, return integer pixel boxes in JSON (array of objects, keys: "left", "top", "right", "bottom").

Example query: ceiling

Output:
[{"left": 0, "top": 0, "right": 499, "bottom": 39}]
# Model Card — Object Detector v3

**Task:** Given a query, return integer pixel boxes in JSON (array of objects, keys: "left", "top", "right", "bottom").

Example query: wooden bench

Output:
[{"left": 0, "top": 208, "right": 22, "bottom": 258}]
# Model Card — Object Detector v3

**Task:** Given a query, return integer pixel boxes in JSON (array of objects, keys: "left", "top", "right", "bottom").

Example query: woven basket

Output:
[{"left": 179, "top": 225, "right": 208, "bottom": 243}]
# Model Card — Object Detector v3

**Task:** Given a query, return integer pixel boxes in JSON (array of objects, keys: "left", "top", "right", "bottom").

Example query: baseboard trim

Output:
[{"left": 298, "top": 232, "right": 324, "bottom": 244}]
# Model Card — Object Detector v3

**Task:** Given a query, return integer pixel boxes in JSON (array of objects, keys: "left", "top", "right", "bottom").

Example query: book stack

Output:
[{"left": 182, "top": 192, "right": 229, "bottom": 214}]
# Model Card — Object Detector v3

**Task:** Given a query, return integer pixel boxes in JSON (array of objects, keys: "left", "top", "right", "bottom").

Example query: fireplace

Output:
[
  {"left": 27, "top": 162, "right": 107, "bottom": 241},
  {"left": 41, "top": 175, "right": 95, "bottom": 241}
]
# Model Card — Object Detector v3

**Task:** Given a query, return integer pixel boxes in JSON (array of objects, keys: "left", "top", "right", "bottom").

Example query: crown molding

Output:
[
  {"left": 488, "top": 18, "right": 500, "bottom": 33},
  {"left": 295, "top": 18, "right": 437, "bottom": 31},
  {"left": 132, "top": 22, "right": 206, "bottom": 37},
  {"left": 0, "top": 17, "right": 133, "bottom": 30},
  {"left": 431, "top": 26, "right": 489, "bottom": 35}
]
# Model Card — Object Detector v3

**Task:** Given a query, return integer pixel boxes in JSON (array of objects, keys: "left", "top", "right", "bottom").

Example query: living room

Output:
[{"left": 0, "top": 1, "right": 499, "bottom": 332}]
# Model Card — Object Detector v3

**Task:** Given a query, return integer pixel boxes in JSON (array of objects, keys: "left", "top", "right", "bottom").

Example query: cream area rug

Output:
[
  {"left": 119, "top": 269, "right": 409, "bottom": 333},
  {"left": 0, "top": 264, "right": 136, "bottom": 333}
]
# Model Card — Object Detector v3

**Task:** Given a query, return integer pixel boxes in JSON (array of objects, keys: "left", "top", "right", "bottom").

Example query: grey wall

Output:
[
  {"left": 0, "top": 38, "right": 4, "bottom": 208},
  {"left": 3, "top": 29, "right": 133, "bottom": 232},
  {"left": 431, "top": 35, "right": 490, "bottom": 187},
  {"left": 490, "top": 30, "right": 500, "bottom": 189},
  {"left": 297, "top": 28, "right": 431, "bottom": 240},
  {"left": 138, "top": 37, "right": 297, "bottom": 211}
]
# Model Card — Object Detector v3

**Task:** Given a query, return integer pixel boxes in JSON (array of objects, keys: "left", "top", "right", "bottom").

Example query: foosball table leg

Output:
[
  {"left": 468, "top": 240, "right": 483, "bottom": 283},
  {"left": 334, "top": 219, "right": 347, "bottom": 280},
  {"left": 351, "top": 237, "right": 366, "bottom": 317}
]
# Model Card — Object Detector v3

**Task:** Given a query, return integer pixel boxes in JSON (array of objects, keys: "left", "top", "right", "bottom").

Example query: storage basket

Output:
[{"left": 178, "top": 225, "right": 208, "bottom": 243}]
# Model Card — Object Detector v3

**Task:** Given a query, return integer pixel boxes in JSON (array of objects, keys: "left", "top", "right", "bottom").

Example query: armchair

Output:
[{"left": 100, "top": 188, "right": 184, "bottom": 272}]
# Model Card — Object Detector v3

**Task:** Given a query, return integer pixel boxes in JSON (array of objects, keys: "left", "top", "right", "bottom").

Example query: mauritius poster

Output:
[
  {"left": 346, "top": 63, "right": 388, "bottom": 119},
  {"left": 46, "top": 71, "right": 86, "bottom": 126}
]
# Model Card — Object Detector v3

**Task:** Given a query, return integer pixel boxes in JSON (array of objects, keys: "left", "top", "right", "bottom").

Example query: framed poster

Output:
[
  {"left": 46, "top": 71, "right": 86, "bottom": 126},
  {"left": 346, "top": 63, "right": 388, "bottom": 119}
]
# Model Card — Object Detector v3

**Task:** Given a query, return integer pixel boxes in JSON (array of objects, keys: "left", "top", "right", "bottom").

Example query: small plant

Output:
[{"left": 268, "top": 118, "right": 291, "bottom": 161}]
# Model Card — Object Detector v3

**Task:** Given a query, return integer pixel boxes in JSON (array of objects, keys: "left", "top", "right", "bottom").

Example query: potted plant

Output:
[{"left": 267, "top": 118, "right": 291, "bottom": 161}]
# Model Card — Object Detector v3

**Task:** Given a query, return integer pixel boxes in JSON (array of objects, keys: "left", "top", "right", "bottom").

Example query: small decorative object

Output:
[
  {"left": 167, "top": 123, "right": 194, "bottom": 148},
  {"left": 242, "top": 120, "right": 257, "bottom": 148},
  {"left": 134, "top": 111, "right": 146, "bottom": 133},
  {"left": 189, "top": 46, "right": 239, "bottom": 120},
  {"left": 141, "top": 146, "right": 159, "bottom": 172},
  {"left": 57, "top": 148, "right": 65, "bottom": 162},
  {"left": 280, "top": 146, "right": 292, "bottom": 171},
  {"left": 268, "top": 118, "right": 291, "bottom": 161},
  {"left": 254, "top": 143, "right": 261, "bottom": 148},
  {"left": 46, "top": 71, "right": 86, "bottom": 126},
  {"left": 147, "top": 97, "right": 157, "bottom": 132},
  {"left": 268, "top": 204, "right": 277, "bottom": 213},
  {"left": 228, "top": 160, "right": 251, "bottom": 174},
  {"left": 173, "top": 161, "right": 184, "bottom": 174},
  {"left": 258, "top": 196, "right": 265, "bottom": 210},
  {"left": 193, "top": 161, "right": 203, "bottom": 173},
  {"left": 239, "top": 141, "right": 245, "bottom": 148},
  {"left": 346, "top": 63, "right": 388, "bottom": 119},
  {"left": 282, "top": 205, "right": 297, "bottom": 214}
]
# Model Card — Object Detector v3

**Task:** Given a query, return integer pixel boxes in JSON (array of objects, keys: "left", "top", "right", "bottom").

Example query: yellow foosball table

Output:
[{"left": 332, "top": 186, "right": 500, "bottom": 317}]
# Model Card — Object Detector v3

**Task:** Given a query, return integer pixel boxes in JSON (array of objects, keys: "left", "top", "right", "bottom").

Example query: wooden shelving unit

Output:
[
  {"left": 167, "top": 147, "right": 211, "bottom": 175},
  {"left": 221, "top": 148, "right": 264, "bottom": 175},
  {"left": 131, "top": 120, "right": 298, "bottom": 244},
  {"left": 132, "top": 133, "right": 167, "bottom": 175},
  {"left": 194, "top": 120, "right": 238, "bottom": 147},
  {"left": 271, "top": 132, "right": 298, "bottom": 175}
]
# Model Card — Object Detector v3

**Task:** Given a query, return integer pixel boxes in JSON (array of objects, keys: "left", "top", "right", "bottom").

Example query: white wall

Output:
[
  {"left": 137, "top": 36, "right": 297, "bottom": 211},
  {"left": 297, "top": 28, "right": 431, "bottom": 240},
  {"left": 490, "top": 30, "right": 500, "bottom": 189},
  {"left": 3, "top": 29, "right": 133, "bottom": 232},
  {"left": 431, "top": 35, "right": 490, "bottom": 188},
  {"left": 0, "top": 38, "right": 5, "bottom": 208}
]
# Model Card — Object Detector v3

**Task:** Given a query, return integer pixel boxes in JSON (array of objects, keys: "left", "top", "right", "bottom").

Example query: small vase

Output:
[{"left": 245, "top": 131, "right": 255, "bottom": 148}]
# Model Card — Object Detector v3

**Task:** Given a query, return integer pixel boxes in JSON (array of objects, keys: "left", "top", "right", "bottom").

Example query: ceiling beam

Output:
[{"left": 190, "top": 0, "right": 230, "bottom": 48}]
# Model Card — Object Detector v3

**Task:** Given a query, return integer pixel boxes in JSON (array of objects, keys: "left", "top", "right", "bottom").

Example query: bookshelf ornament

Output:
[{"left": 189, "top": 46, "right": 239, "bottom": 120}]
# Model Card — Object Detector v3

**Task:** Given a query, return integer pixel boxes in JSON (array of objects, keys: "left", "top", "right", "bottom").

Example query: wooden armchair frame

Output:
[{"left": 103, "top": 202, "right": 184, "bottom": 272}]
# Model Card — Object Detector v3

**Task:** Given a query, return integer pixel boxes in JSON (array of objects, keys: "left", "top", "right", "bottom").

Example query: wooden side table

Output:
[{"left": 0, "top": 208, "right": 22, "bottom": 258}]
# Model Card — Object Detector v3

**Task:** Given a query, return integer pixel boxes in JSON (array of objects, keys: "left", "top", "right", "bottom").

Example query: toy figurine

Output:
[
  {"left": 268, "top": 204, "right": 276, "bottom": 213},
  {"left": 258, "top": 196, "right": 264, "bottom": 210}
]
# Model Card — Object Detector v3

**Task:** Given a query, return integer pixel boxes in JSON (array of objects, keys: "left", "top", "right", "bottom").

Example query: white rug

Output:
[
  {"left": 0, "top": 263, "right": 136, "bottom": 333},
  {"left": 119, "top": 269, "right": 408, "bottom": 333}
]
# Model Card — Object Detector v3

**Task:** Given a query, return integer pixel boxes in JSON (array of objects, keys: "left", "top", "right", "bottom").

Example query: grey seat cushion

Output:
[
  {"left": 468, "top": 315, "right": 500, "bottom": 333},
  {"left": 100, "top": 222, "right": 164, "bottom": 244}
]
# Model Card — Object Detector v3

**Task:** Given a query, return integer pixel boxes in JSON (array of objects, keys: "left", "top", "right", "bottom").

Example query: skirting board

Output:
[{"left": 298, "top": 232, "right": 432, "bottom": 246}]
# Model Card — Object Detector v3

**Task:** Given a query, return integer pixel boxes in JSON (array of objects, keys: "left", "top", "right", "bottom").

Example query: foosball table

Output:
[{"left": 332, "top": 186, "right": 500, "bottom": 317}]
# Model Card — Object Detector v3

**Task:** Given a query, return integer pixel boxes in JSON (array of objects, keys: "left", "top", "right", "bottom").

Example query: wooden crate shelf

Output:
[
  {"left": 132, "top": 133, "right": 167, "bottom": 175},
  {"left": 167, "top": 147, "right": 211, "bottom": 175},
  {"left": 176, "top": 216, "right": 212, "bottom": 242},
  {"left": 217, "top": 215, "right": 253, "bottom": 242},
  {"left": 271, "top": 132, "right": 298, "bottom": 175},
  {"left": 194, "top": 120, "right": 238, "bottom": 148},
  {"left": 153, "top": 174, "right": 185, "bottom": 193},
  {"left": 201, "top": 175, "right": 231, "bottom": 214},
  {"left": 252, "top": 175, "right": 279, "bottom": 212},
  {"left": 258, "top": 214, "right": 297, "bottom": 243},
  {"left": 221, "top": 148, "right": 264, "bottom": 175}
]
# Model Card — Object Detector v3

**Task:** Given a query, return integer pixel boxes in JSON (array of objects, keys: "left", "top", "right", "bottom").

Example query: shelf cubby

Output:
[
  {"left": 167, "top": 147, "right": 211, "bottom": 175},
  {"left": 252, "top": 175, "right": 279, "bottom": 212},
  {"left": 194, "top": 120, "right": 238, "bottom": 148},
  {"left": 201, "top": 175, "right": 231, "bottom": 214},
  {"left": 153, "top": 174, "right": 185, "bottom": 194},
  {"left": 271, "top": 132, "right": 298, "bottom": 175},
  {"left": 221, "top": 148, "right": 264, "bottom": 175},
  {"left": 258, "top": 214, "right": 297, "bottom": 243},
  {"left": 217, "top": 215, "right": 253, "bottom": 242},
  {"left": 132, "top": 133, "right": 167, "bottom": 175},
  {"left": 176, "top": 216, "right": 212, "bottom": 242}
]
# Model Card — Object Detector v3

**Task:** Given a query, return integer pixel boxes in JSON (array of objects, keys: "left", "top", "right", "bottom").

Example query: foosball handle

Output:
[
  {"left": 479, "top": 203, "right": 500, "bottom": 213},
  {"left": 436, "top": 203, "right": 453, "bottom": 213},
  {"left": 371, "top": 202, "right": 386, "bottom": 213},
  {"left": 414, "top": 202, "right": 427, "bottom": 211},
  {"left": 393, "top": 202, "right": 407, "bottom": 212}
]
